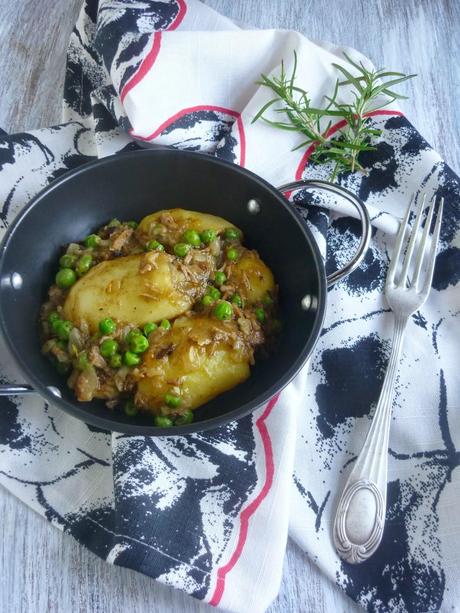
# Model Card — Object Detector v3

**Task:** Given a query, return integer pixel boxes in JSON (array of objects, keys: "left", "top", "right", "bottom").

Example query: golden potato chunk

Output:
[
  {"left": 227, "top": 249, "right": 275, "bottom": 304},
  {"left": 137, "top": 208, "right": 240, "bottom": 247},
  {"left": 63, "top": 252, "right": 204, "bottom": 333},
  {"left": 135, "top": 315, "right": 251, "bottom": 413}
]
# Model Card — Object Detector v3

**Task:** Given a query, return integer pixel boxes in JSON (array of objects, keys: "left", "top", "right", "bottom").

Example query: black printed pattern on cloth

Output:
[{"left": 0, "top": 1, "right": 459, "bottom": 612}]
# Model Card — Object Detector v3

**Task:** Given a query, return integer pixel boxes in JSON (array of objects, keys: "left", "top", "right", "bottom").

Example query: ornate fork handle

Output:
[{"left": 333, "top": 316, "right": 407, "bottom": 564}]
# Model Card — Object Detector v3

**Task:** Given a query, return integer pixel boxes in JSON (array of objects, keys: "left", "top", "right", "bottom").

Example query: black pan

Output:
[{"left": 0, "top": 149, "right": 370, "bottom": 435}]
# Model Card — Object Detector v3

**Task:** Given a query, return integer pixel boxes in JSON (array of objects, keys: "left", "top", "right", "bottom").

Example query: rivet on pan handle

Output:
[{"left": 277, "top": 179, "right": 372, "bottom": 287}]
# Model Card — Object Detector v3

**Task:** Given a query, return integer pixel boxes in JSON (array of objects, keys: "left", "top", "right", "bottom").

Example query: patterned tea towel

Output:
[{"left": 0, "top": 1, "right": 459, "bottom": 612}]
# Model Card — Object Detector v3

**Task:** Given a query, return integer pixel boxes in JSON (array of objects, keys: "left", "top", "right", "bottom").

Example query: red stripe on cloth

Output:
[
  {"left": 294, "top": 110, "right": 404, "bottom": 181},
  {"left": 281, "top": 110, "right": 403, "bottom": 199},
  {"left": 130, "top": 104, "right": 246, "bottom": 167},
  {"left": 169, "top": 0, "right": 187, "bottom": 30},
  {"left": 120, "top": 32, "right": 162, "bottom": 104},
  {"left": 235, "top": 115, "right": 246, "bottom": 167},
  {"left": 208, "top": 394, "right": 280, "bottom": 607}
]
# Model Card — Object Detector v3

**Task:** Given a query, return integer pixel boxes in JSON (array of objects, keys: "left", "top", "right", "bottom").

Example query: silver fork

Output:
[{"left": 333, "top": 193, "right": 444, "bottom": 564}]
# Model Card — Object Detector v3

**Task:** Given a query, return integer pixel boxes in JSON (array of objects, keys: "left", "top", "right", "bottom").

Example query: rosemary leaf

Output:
[
  {"left": 253, "top": 51, "right": 416, "bottom": 181},
  {"left": 251, "top": 98, "right": 279, "bottom": 123},
  {"left": 331, "top": 63, "right": 365, "bottom": 93}
]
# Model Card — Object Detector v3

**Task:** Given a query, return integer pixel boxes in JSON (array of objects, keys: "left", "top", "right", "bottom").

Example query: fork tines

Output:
[{"left": 386, "top": 193, "right": 444, "bottom": 293}]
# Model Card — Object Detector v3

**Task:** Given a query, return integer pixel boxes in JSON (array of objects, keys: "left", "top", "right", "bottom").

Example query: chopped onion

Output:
[
  {"left": 114, "top": 366, "right": 130, "bottom": 392},
  {"left": 66, "top": 243, "right": 82, "bottom": 255},
  {"left": 67, "top": 369, "right": 79, "bottom": 389},
  {"left": 181, "top": 345, "right": 200, "bottom": 370},
  {"left": 209, "top": 238, "right": 221, "bottom": 257},
  {"left": 75, "top": 364, "right": 99, "bottom": 401},
  {"left": 237, "top": 317, "right": 252, "bottom": 336},
  {"left": 68, "top": 327, "right": 84, "bottom": 354}
]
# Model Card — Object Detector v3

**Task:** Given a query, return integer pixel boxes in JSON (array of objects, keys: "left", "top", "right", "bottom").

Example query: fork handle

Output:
[{"left": 333, "top": 316, "right": 407, "bottom": 563}]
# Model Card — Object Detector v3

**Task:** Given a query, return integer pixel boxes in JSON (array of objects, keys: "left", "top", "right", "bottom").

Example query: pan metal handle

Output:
[
  {"left": 0, "top": 384, "right": 61, "bottom": 397},
  {"left": 0, "top": 384, "right": 35, "bottom": 395},
  {"left": 277, "top": 179, "right": 371, "bottom": 287}
]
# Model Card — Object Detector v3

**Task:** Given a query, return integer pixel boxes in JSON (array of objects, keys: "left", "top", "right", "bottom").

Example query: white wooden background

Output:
[{"left": 0, "top": 1, "right": 458, "bottom": 612}]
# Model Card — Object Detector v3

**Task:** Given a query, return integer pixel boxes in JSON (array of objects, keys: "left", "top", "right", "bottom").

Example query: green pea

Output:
[
  {"left": 123, "top": 351, "right": 141, "bottom": 367},
  {"left": 226, "top": 247, "right": 239, "bottom": 261},
  {"left": 99, "top": 318, "right": 116, "bottom": 335},
  {"left": 125, "top": 328, "right": 142, "bottom": 343},
  {"left": 214, "top": 271, "right": 226, "bottom": 286},
  {"left": 100, "top": 338, "right": 119, "bottom": 358},
  {"left": 201, "top": 294, "right": 214, "bottom": 307},
  {"left": 174, "top": 242, "right": 191, "bottom": 258},
  {"left": 206, "top": 286, "right": 221, "bottom": 301},
  {"left": 160, "top": 319, "right": 171, "bottom": 331},
  {"left": 175, "top": 409, "right": 194, "bottom": 425},
  {"left": 48, "top": 312, "right": 60, "bottom": 325},
  {"left": 262, "top": 292, "right": 273, "bottom": 306},
  {"left": 182, "top": 229, "right": 201, "bottom": 247},
  {"left": 224, "top": 227, "right": 241, "bottom": 241},
  {"left": 51, "top": 318, "right": 63, "bottom": 334},
  {"left": 146, "top": 240, "right": 165, "bottom": 252},
  {"left": 214, "top": 301, "right": 233, "bottom": 321},
  {"left": 126, "top": 221, "right": 138, "bottom": 229},
  {"left": 143, "top": 322, "right": 158, "bottom": 336},
  {"left": 76, "top": 351, "right": 89, "bottom": 370},
  {"left": 56, "top": 361, "right": 71, "bottom": 375},
  {"left": 129, "top": 334, "right": 149, "bottom": 354},
  {"left": 84, "top": 234, "right": 101, "bottom": 248},
  {"left": 59, "top": 254, "right": 77, "bottom": 269},
  {"left": 200, "top": 229, "right": 217, "bottom": 244},
  {"left": 55, "top": 320, "right": 72, "bottom": 341},
  {"left": 76, "top": 254, "right": 93, "bottom": 276},
  {"left": 108, "top": 218, "right": 121, "bottom": 227},
  {"left": 255, "top": 307, "right": 265, "bottom": 323},
  {"left": 231, "top": 293, "right": 243, "bottom": 308},
  {"left": 55, "top": 268, "right": 76, "bottom": 289},
  {"left": 165, "top": 392, "right": 182, "bottom": 408},
  {"left": 124, "top": 400, "right": 139, "bottom": 417},
  {"left": 110, "top": 353, "right": 122, "bottom": 368},
  {"left": 154, "top": 415, "right": 173, "bottom": 428}
]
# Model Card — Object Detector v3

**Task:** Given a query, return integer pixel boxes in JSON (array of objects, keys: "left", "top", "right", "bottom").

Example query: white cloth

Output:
[{"left": 0, "top": 2, "right": 458, "bottom": 612}]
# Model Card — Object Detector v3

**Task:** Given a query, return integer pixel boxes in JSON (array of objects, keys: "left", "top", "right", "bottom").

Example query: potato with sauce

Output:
[
  {"left": 62, "top": 250, "right": 214, "bottom": 333},
  {"left": 137, "top": 208, "right": 239, "bottom": 249},
  {"left": 40, "top": 208, "right": 278, "bottom": 427},
  {"left": 226, "top": 249, "right": 275, "bottom": 305},
  {"left": 135, "top": 315, "right": 254, "bottom": 416}
]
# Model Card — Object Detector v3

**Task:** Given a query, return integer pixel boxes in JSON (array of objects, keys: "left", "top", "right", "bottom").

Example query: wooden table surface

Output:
[{"left": 0, "top": 1, "right": 458, "bottom": 612}]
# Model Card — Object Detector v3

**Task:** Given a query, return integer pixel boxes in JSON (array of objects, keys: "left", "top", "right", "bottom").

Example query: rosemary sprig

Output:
[{"left": 252, "top": 51, "right": 416, "bottom": 181}]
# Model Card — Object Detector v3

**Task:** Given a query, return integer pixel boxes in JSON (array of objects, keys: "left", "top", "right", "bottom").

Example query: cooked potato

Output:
[
  {"left": 42, "top": 206, "right": 279, "bottom": 417},
  {"left": 137, "top": 208, "right": 240, "bottom": 246},
  {"left": 227, "top": 249, "right": 275, "bottom": 304},
  {"left": 135, "top": 315, "right": 251, "bottom": 413},
  {"left": 63, "top": 252, "right": 202, "bottom": 333}
]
